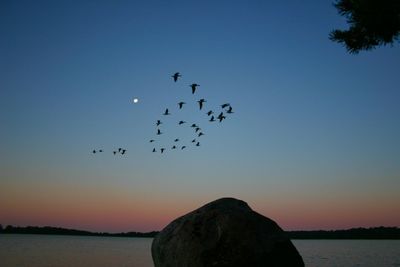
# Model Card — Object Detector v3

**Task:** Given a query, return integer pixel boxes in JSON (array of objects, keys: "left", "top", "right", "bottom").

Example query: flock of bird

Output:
[
  {"left": 91, "top": 72, "right": 234, "bottom": 156},
  {"left": 92, "top": 147, "right": 127, "bottom": 156},
  {"left": 150, "top": 72, "right": 234, "bottom": 154}
]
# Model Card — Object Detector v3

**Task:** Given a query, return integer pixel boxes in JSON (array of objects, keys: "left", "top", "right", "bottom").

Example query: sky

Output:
[{"left": 1, "top": 0, "right": 399, "bottom": 232}]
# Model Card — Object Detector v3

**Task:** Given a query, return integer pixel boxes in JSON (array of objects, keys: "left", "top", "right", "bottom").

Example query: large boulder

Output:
[{"left": 152, "top": 197, "right": 304, "bottom": 267}]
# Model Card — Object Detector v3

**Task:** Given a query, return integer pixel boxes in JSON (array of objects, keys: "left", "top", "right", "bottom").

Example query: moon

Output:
[{"left": 133, "top": 98, "right": 139, "bottom": 104}]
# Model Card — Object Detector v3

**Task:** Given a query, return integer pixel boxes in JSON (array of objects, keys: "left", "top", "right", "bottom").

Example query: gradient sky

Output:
[{"left": 1, "top": 0, "right": 399, "bottom": 232}]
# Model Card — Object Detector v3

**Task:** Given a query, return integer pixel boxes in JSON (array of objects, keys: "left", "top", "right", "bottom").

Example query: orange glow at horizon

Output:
[{"left": 1, "top": 180, "right": 399, "bottom": 232}]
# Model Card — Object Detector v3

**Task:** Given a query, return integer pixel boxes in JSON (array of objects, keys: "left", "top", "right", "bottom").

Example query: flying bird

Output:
[
  {"left": 163, "top": 109, "right": 170, "bottom": 115},
  {"left": 197, "top": 99, "right": 206, "bottom": 110},
  {"left": 172, "top": 72, "right": 181, "bottom": 82},
  {"left": 99, "top": 150, "right": 103, "bottom": 153},
  {"left": 198, "top": 132, "right": 204, "bottom": 137},
  {"left": 226, "top": 106, "right": 234, "bottom": 114},
  {"left": 121, "top": 149, "right": 126, "bottom": 155},
  {"left": 217, "top": 112, "right": 226, "bottom": 122},
  {"left": 172, "top": 145, "right": 176, "bottom": 149},
  {"left": 118, "top": 148, "right": 122, "bottom": 152},
  {"left": 178, "top": 102, "right": 186, "bottom": 109},
  {"left": 206, "top": 110, "right": 213, "bottom": 116},
  {"left": 174, "top": 138, "right": 179, "bottom": 142},
  {"left": 92, "top": 150, "right": 96, "bottom": 154},
  {"left": 178, "top": 120, "right": 186, "bottom": 125},
  {"left": 221, "top": 103, "right": 230, "bottom": 109},
  {"left": 181, "top": 146, "right": 186, "bottom": 150},
  {"left": 113, "top": 151, "right": 117, "bottom": 155},
  {"left": 191, "top": 124, "right": 198, "bottom": 128},
  {"left": 192, "top": 139, "right": 196, "bottom": 143},
  {"left": 156, "top": 120, "right": 162, "bottom": 126},
  {"left": 152, "top": 148, "right": 156, "bottom": 152},
  {"left": 196, "top": 142, "right": 200, "bottom": 146},
  {"left": 157, "top": 129, "right": 162, "bottom": 135},
  {"left": 195, "top": 127, "right": 201, "bottom": 133},
  {"left": 190, "top": 83, "right": 200, "bottom": 94},
  {"left": 209, "top": 116, "right": 215, "bottom": 122},
  {"left": 150, "top": 139, "right": 155, "bottom": 143},
  {"left": 161, "top": 148, "right": 165, "bottom": 153}
]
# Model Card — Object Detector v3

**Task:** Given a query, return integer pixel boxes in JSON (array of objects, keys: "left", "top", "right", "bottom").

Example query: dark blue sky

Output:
[{"left": 1, "top": 0, "right": 399, "bottom": 231}]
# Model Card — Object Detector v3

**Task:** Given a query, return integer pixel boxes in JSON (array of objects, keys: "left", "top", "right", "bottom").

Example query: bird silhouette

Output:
[
  {"left": 99, "top": 149, "right": 103, "bottom": 152},
  {"left": 191, "top": 124, "right": 198, "bottom": 128},
  {"left": 113, "top": 151, "right": 117, "bottom": 155},
  {"left": 181, "top": 146, "right": 186, "bottom": 150},
  {"left": 152, "top": 148, "right": 156, "bottom": 152},
  {"left": 163, "top": 109, "right": 170, "bottom": 115},
  {"left": 197, "top": 99, "right": 206, "bottom": 110},
  {"left": 221, "top": 103, "right": 230, "bottom": 109},
  {"left": 161, "top": 148, "right": 165, "bottom": 153},
  {"left": 198, "top": 132, "right": 204, "bottom": 137},
  {"left": 192, "top": 139, "right": 196, "bottom": 143},
  {"left": 190, "top": 83, "right": 200, "bottom": 94},
  {"left": 150, "top": 139, "right": 155, "bottom": 143},
  {"left": 195, "top": 127, "right": 201, "bottom": 133},
  {"left": 156, "top": 120, "right": 162, "bottom": 126},
  {"left": 92, "top": 150, "right": 96, "bottom": 154},
  {"left": 121, "top": 149, "right": 126, "bottom": 155},
  {"left": 172, "top": 145, "right": 176, "bottom": 149},
  {"left": 178, "top": 102, "right": 186, "bottom": 109},
  {"left": 118, "top": 148, "right": 122, "bottom": 152},
  {"left": 218, "top": 115, "right": 226, "bottom": 122},
  {"left": 226, "top": 106, "right": 234, "bottom": 114},
  {"left": 174, "top": 138, "right": 179, "bottom": 142},
  {"left": 206, "top": 110, "right": 213, "bottom": 116},
  {"left": 157, "top": 129, "right": 162, "bottom": 135},
  {"left": 209, "top": 116, "right": 215, "bottom": 122},
  {"left": 178, "top": 120, "right": 186, "bottom": 125},
  {"left": 172, "top": 72, "right": 181, "bottom": 82},
  {"left": 196, "top": 142, "right": 200, "bottom": 146}
]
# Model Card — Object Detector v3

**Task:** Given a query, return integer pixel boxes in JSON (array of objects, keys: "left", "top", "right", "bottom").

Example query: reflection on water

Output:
[
  {"left": 1, "top": 234, "right": 400, "bottom": 267},
  {"left": 0, "top": 234, "right": 153, "bottom": 267},
  {"left": 293, "top": 240, "right": 400, "bottom": 267}
]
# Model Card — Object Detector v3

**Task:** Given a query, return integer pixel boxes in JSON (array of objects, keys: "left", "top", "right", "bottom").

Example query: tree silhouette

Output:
[{"left": 330, "top": 0, "right": 400, "bottom": 53}]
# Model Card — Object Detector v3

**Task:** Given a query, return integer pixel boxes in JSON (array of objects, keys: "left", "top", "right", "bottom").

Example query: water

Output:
[
  {"left": 292, "top": 240, "right": 400, "bottom": 267},
  {"left": 0, "top": 234, "right": 153, "bottom": 267},
  {"left": 1, "top": 234, "right": 399, "bottom": 267}
]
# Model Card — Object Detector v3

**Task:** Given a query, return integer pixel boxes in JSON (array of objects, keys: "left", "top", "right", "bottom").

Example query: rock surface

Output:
[{"left": 152, "top": 197, "right": 304, "bottom": 267}]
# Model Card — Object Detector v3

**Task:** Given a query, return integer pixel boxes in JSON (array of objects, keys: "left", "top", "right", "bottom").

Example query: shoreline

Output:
[{"left": 1, "top": 225, "right": 399, "bottom": 240}]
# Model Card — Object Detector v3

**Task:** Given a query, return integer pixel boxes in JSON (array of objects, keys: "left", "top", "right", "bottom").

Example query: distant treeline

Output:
[
  {"left": 1, "top": 224, "right": 399, "bottom": 239},
  {"left": 0, "top": 224, "right": 158, "bottom": 238},
  {"left": 287, "top": 227, "right": 400, "bottom": 239}
]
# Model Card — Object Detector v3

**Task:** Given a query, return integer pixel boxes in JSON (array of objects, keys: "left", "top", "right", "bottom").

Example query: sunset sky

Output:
[{"left": 1, "top": 0, "right": 399, "bottom": 233}]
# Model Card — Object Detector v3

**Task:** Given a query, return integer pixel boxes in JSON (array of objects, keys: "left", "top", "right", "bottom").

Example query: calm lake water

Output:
[{"left": 1, "top": 234, "right": 399, "bottom": 267}]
